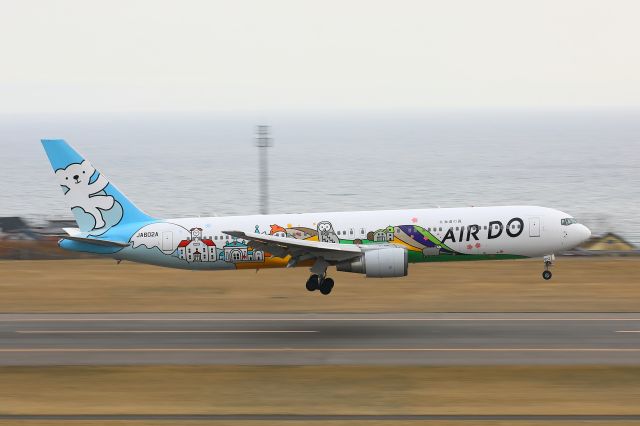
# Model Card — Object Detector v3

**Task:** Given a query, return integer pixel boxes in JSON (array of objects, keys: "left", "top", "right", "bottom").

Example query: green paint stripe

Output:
[{"left": 408, "top": 251, "right": 527, "bottom": 263}]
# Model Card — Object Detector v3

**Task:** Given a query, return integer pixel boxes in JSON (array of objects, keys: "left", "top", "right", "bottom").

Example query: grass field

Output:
[
  {"left": 0, "top": 257, "right": 638, "bottom": 312},
  {"left": 1, "top": 365, "right": 639, "bottom": 422}
]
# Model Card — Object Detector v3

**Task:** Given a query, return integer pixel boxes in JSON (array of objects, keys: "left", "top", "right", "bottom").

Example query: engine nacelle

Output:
[{"left": 336, "top": 247, "right": 408, "bottom": 278}]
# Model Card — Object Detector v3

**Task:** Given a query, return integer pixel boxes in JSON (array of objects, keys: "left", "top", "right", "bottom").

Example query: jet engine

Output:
[{"left": 336, "top": 247, "right": 408, "bottom": 278}]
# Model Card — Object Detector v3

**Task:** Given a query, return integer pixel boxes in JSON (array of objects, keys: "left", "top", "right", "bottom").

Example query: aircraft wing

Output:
[{"left": 222, "top": 230, "right": 362, "bottom": 263}]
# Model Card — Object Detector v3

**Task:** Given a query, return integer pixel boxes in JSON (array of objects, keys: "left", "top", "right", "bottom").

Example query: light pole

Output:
[{"left": 255, "top": 125, "right": 272, "bottom": 215}]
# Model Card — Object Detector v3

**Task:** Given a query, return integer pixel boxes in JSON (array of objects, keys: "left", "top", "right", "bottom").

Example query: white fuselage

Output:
[{"left": 112, "top": 205, "right": 591, "bottom": 270}]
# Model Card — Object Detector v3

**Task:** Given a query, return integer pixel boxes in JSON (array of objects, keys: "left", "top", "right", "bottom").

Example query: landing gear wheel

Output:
[
  {"left": 542, "top": 254, "right": 555, "bottom": 281},
  {"left": 306, "top": 274, "right": 319, "bottom": 291},
  {"left": 319, "top": 277, "right": 334, "bottom": 295}
]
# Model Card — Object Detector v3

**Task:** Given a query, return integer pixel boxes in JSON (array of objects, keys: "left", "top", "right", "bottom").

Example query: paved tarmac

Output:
[{"left": 1, "top": 312, "right": 640, "bottom": 365}]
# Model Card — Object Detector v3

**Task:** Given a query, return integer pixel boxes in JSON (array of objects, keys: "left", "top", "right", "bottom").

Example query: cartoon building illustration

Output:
[
  {"left": 223, "top": 239, "right": 264, "bottom": 263},
  {"left": 373, "top": 226, "right": 395, "bottom": 242},
  {"left": 177, "top": 227, "right": 216, "bottom": 262},
  {"left": 248, "top": 246, "right": 264, "bottom": 261}
]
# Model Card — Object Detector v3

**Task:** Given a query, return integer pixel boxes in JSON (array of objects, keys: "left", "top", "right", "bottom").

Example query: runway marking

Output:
[
  {"left": 616, "top": 330, "right": 640, "bottom": 333},
  {"left": 15, "top": 330, "right": 318, "bottom": 334},
  {"left": 1, "top": 348, "right": 640, "bottom": 353},
  {"left": 3, "top": 317, "right": 640, "bottom": 322}
]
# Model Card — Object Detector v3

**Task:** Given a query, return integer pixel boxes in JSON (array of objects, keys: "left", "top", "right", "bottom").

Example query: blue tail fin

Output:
[{"left": 41, "top": 139, "right": 155, "bottom": 235}]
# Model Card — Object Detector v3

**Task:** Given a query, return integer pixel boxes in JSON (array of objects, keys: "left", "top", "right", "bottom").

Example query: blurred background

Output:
[{"left": 0, "top": 0, "right": 639, "bottom": 250}]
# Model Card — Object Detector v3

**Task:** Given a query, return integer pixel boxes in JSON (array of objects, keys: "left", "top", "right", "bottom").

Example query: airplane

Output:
[{"left": 41, "top": 139, "right": 591, "bottom": 295}]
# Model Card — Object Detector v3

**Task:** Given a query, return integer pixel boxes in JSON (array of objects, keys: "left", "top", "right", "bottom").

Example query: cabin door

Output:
[
  {"left": 529, "top": 217, "right": 541, "bottom": 237},
  {"left": 162, "top": 231, "right": 173, "bottom": 251}
]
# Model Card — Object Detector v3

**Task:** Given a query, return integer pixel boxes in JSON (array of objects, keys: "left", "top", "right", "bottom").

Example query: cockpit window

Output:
[{"left": 561, "top": 218, "right": 578, "bottom": 226}]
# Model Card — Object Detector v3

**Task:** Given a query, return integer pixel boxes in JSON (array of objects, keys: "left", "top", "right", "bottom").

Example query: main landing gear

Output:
[
  {"left": 306, "top": 258, "right": 334, "bottom": 295},
  {"left": 306, "top": 274, "right": 335, "bottom": 295},
  {"left": 542, "top": 254, "right": 555, "bottom": 280}
]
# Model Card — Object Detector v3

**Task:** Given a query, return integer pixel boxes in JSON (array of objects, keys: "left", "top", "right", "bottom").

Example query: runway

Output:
[{"left": 1, "top": 312, "right": 640, "bottom": 365}]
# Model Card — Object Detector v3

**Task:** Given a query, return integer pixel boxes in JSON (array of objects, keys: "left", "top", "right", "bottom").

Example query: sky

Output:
[{"left": 1, "top": 0, "right": 639, "bottom": 113}]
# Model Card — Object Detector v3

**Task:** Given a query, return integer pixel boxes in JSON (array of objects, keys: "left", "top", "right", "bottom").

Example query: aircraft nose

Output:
[{"left": 578, "top": 224, "right": 591, "bottom": 242}]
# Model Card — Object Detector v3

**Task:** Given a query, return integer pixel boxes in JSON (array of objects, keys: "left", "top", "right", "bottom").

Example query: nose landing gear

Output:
[{"left": 542, "top": 254, "right": 555, "bottom": 280}]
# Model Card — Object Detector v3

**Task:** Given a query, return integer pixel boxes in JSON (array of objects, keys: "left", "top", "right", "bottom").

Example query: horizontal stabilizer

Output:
[
  {"left": 61, "top": 236, "right": 130, "bottom": 248},
  {"left": 63, "top": 227, "right": 81, "bottom": 237}
]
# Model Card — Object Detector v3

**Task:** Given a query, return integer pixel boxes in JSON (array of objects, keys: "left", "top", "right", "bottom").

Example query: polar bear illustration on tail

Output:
[
  {"left": 55, "top": 160, "right": 115, "bottom": 229},
  {"left": 42, "top": 139, "right": 154, "bottom": 235}
]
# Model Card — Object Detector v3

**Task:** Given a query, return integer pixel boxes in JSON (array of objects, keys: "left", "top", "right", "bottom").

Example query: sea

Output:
[{"left": 1, "top": 109, "right": 638, "bottom": 245}]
